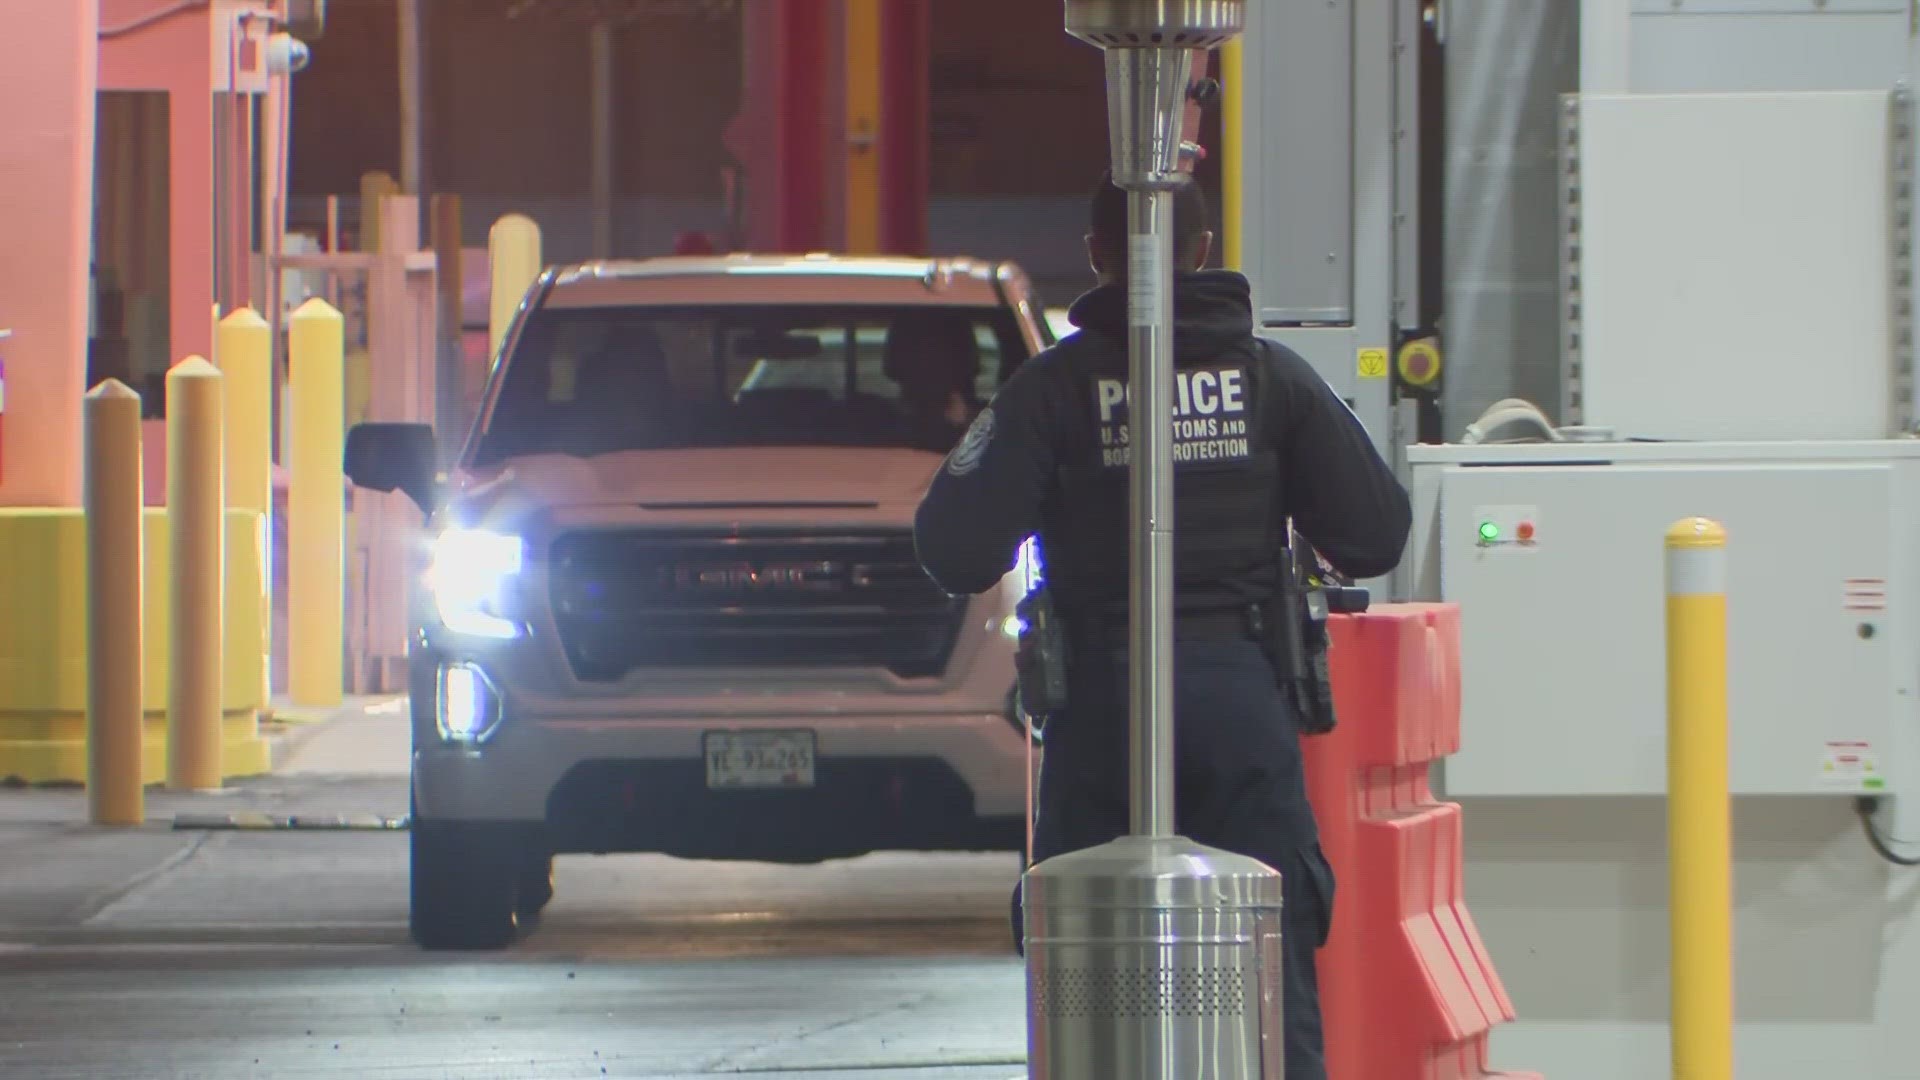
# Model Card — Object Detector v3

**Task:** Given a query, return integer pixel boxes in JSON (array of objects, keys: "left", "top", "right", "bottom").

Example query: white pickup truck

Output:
[{"left": 345, "top": 253, "right": 1052, "bottom": 950}]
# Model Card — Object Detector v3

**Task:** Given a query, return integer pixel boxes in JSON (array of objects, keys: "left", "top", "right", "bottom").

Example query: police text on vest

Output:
[{"left": 1095, "top": 367, "right": 1252, "bottom": 469}]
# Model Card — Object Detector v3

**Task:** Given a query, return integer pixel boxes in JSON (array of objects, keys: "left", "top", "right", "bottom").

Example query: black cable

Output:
[{"left": 1857, "top": 797, "right": 1920, "bottom": 867}]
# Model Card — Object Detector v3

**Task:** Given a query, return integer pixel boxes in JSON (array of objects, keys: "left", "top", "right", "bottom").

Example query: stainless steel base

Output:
[{"left": 1023, "top": 835, "right": 1285, "bottom": 1080}]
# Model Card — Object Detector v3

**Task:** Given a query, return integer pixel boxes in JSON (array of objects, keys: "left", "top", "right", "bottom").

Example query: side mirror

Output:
[{"left": 345, "top": 422, "right": 441, "bottom": 513}]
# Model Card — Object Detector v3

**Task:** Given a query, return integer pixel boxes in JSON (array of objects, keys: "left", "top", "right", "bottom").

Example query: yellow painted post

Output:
[
  {"left": 215, "top": 309, "right": 273, "bottom": 517},
  {"left": 844, "top": 0, "right": 882, "bottom": 254},
  {"left": 1221, "top": 38, "right": 1244, "bottom": 270},
  {"left": 166, "top": 357, "right": 225, "bottom": 791},
  {"left": 289, "top": 299, "right": 345, "bottom": 708},
  {"left": 489, "top": 214, "right": 543, "bottom": 364},
  {"left": 217, "top": 308, "right": 274, "bottom": 709},
  {"left": 1666, "top": 516, "right": 1733, "bottom": 1080},
  {"left": 83, "top": 380, "right": 145, "bottom": 826}
]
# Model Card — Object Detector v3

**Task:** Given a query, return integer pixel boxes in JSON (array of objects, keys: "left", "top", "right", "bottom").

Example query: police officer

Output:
[{"left": 912, "top": 174, "right": 1411, "bottom": 1079}]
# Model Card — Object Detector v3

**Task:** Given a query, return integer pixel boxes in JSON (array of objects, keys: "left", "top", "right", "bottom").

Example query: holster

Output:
[
  {"left": 1252, "top": 537, "right": 1344, "bottom": 736},
  {"left": 1014, "top": 585, "right": 1070, "bottom": 726}
]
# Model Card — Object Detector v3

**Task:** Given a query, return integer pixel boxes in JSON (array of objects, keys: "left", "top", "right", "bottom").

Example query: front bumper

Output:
[{"left": 413, "top": 708, "right": 1032, "bottom": 859}]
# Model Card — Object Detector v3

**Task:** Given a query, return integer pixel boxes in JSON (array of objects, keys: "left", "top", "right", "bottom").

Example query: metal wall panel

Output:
[
  {"left": 1629, "top": 12, "right": 1911, "bottom": 91},
  {"left": 1240, "top": 0, "right": 1354, "bottom": 326},
  {"left": 1439, "top": 1, "right": 1580, "bottom": 438}
]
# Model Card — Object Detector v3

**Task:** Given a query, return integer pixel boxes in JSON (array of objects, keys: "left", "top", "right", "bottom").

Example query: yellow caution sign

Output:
[
  {"left": 1356, "top": 347, "right": 1389, "bottom": 380},
  {"left": 1398, "top": 338, "right": 1443, "bottom": 388}
]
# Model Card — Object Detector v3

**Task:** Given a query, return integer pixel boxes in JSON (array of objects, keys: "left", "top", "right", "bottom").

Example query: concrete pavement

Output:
[{"left": 0, "top": 699, "right": 1031, "bottom": 1078}]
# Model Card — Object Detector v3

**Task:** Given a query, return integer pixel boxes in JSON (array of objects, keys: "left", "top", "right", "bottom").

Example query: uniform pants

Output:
[{"left": 1014, "top": 638, "right": 1334, "bottom": 1080}]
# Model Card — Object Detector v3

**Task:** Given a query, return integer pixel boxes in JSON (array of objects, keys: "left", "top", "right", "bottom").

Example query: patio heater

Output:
[{"left": 1020, "top": 2, "right": 1285, "bottom": 1078}]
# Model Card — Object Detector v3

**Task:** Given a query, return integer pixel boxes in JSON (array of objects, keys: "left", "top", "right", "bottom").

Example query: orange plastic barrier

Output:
[{"left": 1304, "top": 602, "right": 1541, "bottom": 1080}]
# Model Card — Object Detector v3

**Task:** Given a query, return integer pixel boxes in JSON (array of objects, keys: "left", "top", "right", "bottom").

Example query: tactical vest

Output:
[{"left": 1041, "top": 335, "right": 1285, "bottom": 620}]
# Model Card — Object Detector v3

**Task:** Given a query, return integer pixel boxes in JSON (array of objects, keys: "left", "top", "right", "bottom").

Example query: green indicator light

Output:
[{"left": 1478, "top": 521, "right": 1500, "bottom": 542}]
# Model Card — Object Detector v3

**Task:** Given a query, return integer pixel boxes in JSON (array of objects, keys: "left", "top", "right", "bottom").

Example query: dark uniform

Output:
[{"left": 913, "top": 264, "right": 1411, "bottom": 1078}]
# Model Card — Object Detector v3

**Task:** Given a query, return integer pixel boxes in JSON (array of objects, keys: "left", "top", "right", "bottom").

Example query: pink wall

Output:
[
  {"left": 0, "top": 1, "right": 99, "bottom": 506},
  {"left": 100, "top": 0, "right": 215, "bottom": 373}
]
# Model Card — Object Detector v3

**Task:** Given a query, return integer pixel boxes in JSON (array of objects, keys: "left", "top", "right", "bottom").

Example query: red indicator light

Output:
[{"left": 1516, "top": 521, "right": 1536, "bottom": 541}]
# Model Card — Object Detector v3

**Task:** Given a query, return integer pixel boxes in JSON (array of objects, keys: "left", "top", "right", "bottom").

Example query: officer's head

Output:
[{"left": 1086, "top": 170, "right": 1214, "bottom": 283}]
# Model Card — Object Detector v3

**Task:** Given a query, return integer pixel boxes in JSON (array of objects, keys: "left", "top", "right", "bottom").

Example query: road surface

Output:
[{"left": 0, "top": 703, "right": 1029, "bottom": 1079}]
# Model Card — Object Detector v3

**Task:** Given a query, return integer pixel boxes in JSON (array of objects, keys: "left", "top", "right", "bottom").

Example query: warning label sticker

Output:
[
  {"left": 1819, "top": 740, "right": 1886, "bottom": 791},
  {"left": 1095, "top": 366, "right": 1252, "bottom": 469}
]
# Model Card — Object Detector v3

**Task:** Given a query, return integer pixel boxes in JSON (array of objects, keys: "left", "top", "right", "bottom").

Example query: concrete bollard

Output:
[
  {"left": 489, "top": 213, "right": 543, "bottom": 363},
  {"left": 289, "top": 299, "right": 346, "bottom": 708},
  {"left": 1666, "top": 517, "right": 1733, "bottom": 1080},
  {"left": 83, "top": 380, "right": 145, "bottom": 826},
  {"left": 166, "top": 357, "right": 225, "bottom": 791}
]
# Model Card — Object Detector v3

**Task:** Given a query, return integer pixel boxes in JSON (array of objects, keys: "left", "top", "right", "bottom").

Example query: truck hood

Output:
[{"left": 448, "top": 447, "right": 947, "bottom": 523}]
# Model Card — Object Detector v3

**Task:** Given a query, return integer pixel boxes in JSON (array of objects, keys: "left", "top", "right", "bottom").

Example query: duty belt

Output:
[{"left": 1083, "top": 607, "right": 1256, "bottom": 644}]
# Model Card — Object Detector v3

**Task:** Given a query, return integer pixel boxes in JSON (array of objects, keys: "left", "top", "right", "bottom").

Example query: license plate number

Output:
[{"left": 703, "top": 730, "right": 816, "bottom": 790}]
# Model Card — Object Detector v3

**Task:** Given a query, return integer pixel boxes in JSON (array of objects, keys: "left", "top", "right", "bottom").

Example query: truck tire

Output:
[
  {"left": 516, "top": 852, "right": 555, "bottom": 917},
  {"left": 409, "top": 815, "right": 520, "bottom": 951}
]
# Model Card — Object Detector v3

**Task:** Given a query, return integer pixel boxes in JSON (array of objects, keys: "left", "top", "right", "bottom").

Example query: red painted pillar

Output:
[
  {"left": 727, "top": 0, "right": 928, "bottom": 257},
  {"left": 724, "top": 0, "right": 833, "bottom": 254},
  {"left": 878, "top": 0, "right": 930, "bottom": 256},
  {"left": 0, "top": 0, "right": 99, "bottom": 505}
]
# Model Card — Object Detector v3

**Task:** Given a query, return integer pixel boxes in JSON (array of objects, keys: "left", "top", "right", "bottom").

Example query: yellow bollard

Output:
[
  {"left": 1666, "top": 516, "right": 1733, "bottom": 1080},
  {"left": 843, "top": 0, "right": 882, "bottom": 254},
  {"left": 215, "top": 309, "right": 273, "bottom": 517},
  {"left": 166, "top": 357, "right": 225, "bottom": 791},
  {"left": 1221, "top": 37, "right": 1243, "bottom": 271},
  {"left": 216, "top": 309, "right": 274, "bottom": 708},
  {"left": 83, "top": 380, "right": 146, "bottom": 826},
  {"left": 489, "top": 213, "right": 543, "bottom": 363},
  {"left": 289, "top": 299, "right": 346, "bottom": 708}
]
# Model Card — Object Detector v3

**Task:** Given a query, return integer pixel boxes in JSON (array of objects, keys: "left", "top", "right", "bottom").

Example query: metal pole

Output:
[
  {"left": 589, "top": 21, "right": 615, "bottom": 258},
  {"left": 1025, "top": 9, "right": 1276, "bottom": 1078},
  {"left": 1127, "top": 187, "right": 1176, "bottom": 838},
  {"left": 212, "top": 97, "right": 229, "bottom": 308},
  {"left": 1220, "top": 38, "right": 1244, "bottom": 270},
  {"left": 397, "top": 0, "right": 426, "bottom": 196}
]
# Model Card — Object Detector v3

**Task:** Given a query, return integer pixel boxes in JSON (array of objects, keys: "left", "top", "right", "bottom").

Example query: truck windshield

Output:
[{"left": 472, "top": 304, "right": 1029, "bottom": 465}]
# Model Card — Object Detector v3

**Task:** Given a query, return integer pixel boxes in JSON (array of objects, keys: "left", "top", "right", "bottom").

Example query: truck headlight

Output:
[
  {"left": 424, "top": 528, "right": 525, "bottom": 639},
  {"left": 437, "top": 662, "right": 503, "bottom": 743}
]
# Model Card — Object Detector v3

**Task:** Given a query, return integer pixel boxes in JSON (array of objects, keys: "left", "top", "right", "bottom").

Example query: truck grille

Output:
[{"left": 547, "top": 528, "right": 969, "bottom": 682}]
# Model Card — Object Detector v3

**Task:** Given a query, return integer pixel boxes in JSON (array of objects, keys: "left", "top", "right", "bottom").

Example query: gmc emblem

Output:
[{"left": 671, "top": 561, "right": 843, "bottom": 591}]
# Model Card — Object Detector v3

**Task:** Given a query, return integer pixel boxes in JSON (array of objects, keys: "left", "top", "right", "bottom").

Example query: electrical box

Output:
[
  {"left": 1560, "top": 89, "right": 1906, "bottom": 441},
  {"left": 1407, "top": 442, "right": 1919, "bottom": 799}
]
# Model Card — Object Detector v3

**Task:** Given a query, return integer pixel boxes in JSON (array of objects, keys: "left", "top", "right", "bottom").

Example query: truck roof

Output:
[{"left": 540, "top": 253, "right": 1028, "bottom": 310}]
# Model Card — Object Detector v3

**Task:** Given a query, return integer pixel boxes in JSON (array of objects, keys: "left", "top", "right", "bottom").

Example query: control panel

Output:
[
  {"left": 1428, "top": 458, "right": 1908, "bottom": 798},
  {"left": 1469, "top": 504, "right": 1542, "bottom": 553}
]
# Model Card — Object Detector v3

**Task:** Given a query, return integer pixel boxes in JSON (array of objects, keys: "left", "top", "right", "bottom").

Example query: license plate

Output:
[{"left": 703, "top": 730, "right": 817, "bottom": 790}]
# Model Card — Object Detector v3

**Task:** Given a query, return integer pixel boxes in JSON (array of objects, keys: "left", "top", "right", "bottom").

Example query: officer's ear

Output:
[
  {"left": 1085, "top": 233, "right": 1107, "bottom": 276},
  {"left": 1191, "top": 231, "right": 1215, "bottom": 271}
]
